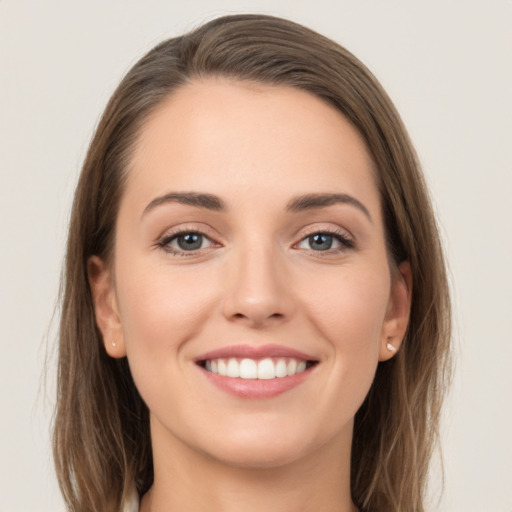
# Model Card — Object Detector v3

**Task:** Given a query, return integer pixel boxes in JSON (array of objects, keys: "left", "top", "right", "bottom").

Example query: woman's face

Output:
[{"left": 90, "top": 79, "right": 411, "bottom": 469}]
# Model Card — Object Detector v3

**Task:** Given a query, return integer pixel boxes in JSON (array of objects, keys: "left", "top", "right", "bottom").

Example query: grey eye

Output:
[
  {"left": 308, "top": 233, "right": 334, "bottom": 251},
  {"left": 176, "top": 233, "right": 204, "bottom": 251},
  {"left": 296, "top": 231, "right": 353, "bottom": 253}
]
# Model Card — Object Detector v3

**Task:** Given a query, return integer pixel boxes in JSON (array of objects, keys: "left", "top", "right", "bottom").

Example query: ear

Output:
[
  {"left": 378, "top": 261, "right": 412, "bottom": 361},
  {"left": 87, "top": 255, "right": 126, "bottom": 358}
]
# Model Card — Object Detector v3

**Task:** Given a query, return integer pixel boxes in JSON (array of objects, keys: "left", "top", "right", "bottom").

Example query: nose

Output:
[{"left": 221, "top": 241, "right": 295, "bottom": 328}]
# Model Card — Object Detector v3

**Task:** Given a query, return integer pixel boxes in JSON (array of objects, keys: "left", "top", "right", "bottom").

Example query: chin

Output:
[
  {"left": 193, "top": 418, "right": 342, "bottom": 470},
  {"left": 206, "top": 437, "right": 309, "bottom": 470}
]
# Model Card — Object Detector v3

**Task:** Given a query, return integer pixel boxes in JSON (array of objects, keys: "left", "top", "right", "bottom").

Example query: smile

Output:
[
  {"left": 195, "top": 345, "right": 319, "bottom": 398},
  {"left": 202, "top": 357, "right": 313, "bottom": 379}
]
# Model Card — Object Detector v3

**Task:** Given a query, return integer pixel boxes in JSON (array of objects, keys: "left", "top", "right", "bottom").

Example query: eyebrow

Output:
[
  {"left": 286, "top": 193, "right": 372, "bottom": 221},
  {"left": 142, "top": 192, "right": 226, "bottom": 217},
  {"left": 142, "top": 191, "right": 371, "bottom": 221}
]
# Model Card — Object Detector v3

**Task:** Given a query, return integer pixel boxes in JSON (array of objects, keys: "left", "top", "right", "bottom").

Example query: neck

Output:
[{"left": 140, "top": 417, "right": 357, "bottom": 512}]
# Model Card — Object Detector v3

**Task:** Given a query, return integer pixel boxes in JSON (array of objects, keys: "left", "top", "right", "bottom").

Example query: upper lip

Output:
[{"left": 194, "top": 344, "right": 318, "bottom": 362}]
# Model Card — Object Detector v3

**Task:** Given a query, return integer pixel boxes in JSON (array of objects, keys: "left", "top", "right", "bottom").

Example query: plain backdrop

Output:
[{"left": 1, "top": 1, "right": 511, "bottom": 511}]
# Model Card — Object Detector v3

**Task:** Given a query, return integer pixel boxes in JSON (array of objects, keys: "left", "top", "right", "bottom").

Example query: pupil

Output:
[
  {"left": 310, "top": 234, "right": 332, "bottom": 251},
  {"left": 178, "top": 233, "right": 202, "bottom": 250}
]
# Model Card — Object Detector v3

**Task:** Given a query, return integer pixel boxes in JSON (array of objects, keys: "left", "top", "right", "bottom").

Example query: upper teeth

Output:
[{"left": 204, "top": 358, "right": 307, "bottom": 379}]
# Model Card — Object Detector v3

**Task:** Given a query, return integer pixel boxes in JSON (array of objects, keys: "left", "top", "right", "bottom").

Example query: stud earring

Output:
[
  {"left": 386, "top": 342, "right": 397, "bottom": 352},
  {"left": 112, "top": 341, "right": 116, "bottom": 348}
]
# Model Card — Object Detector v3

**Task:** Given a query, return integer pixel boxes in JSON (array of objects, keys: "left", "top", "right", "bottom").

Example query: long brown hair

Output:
[{"left": 53, "top": 14, "right": 451, "bottom": 512}]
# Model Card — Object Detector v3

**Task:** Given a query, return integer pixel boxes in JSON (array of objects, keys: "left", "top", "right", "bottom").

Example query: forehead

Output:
[{"left": 125, "top": 78, "right": 379, "bottom": 215}]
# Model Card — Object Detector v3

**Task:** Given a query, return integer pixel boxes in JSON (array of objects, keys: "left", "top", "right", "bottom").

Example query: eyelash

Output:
[
  {"left": 297, "top": 228, "right": 355, "bottom": 253},
  {"left": 156, "top": 228, "right": 355, "bottom": 257},
  {"left": 156, "top": 229, "right": 217, "bottom": 256}
]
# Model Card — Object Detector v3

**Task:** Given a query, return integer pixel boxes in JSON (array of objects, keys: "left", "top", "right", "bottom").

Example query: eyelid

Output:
[
  {"left": 293, "top": 225, "right": 356, "bottom": 253},
  {"left": 155, "top": 224, "right": 221, "bottom": 256},
  {"left": 298, "top": 223, "right": 354, "bottom": 239},
  {"left": 154, "top": 223, "right": 356, "bottom": 256}
]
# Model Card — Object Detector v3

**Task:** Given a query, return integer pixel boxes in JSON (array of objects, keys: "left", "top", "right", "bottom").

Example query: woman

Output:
[{"left": 53, "top": 14, "right": 451, "bottom": 512}]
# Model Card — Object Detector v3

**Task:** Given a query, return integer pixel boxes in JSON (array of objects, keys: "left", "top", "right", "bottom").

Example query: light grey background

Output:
[{"left": 1, "top": 1, "right": 511, "bottom": 511}]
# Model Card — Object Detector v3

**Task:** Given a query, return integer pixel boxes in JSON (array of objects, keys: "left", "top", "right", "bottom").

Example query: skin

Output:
[{"left": 89, "top": 79, "right": 412, "bottom": 512}]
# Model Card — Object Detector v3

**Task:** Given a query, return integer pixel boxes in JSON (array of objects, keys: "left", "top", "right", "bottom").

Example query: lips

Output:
[{"left": 194, "top": 344, "right": 319, "bottom": 398}]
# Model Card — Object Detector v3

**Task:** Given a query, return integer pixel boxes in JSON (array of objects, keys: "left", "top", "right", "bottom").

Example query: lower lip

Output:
[{"left": 199, "top": 366, "right": 314, "bottom": 399}]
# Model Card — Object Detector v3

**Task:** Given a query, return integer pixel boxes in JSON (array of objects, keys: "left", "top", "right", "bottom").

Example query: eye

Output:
[
  {"left": 158, "top": 231, "right": 215, "bottom": 255},
  {"left": 174, "top": 233, "right": 206, "bottom": 251},
  {"left": 306, "top": 233, "right": 335, "bottom": 251},
  {"left": 296, "top": 230, "right": 354, "bottom": 252}
]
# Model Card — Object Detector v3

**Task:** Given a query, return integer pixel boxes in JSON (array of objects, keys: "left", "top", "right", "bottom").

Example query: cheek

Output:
[
  {"left": 300, "top": 266, "right": 390, "bottom": 402},
  {"left": 114, "top": 261, "right": 224, "bottom": 415},
  {"left": 114, "top": 261, "right": 219, "bottom": 367},
  {"left": 272, "top": 266, "right": 392, "bottom": 441},
  {"left": 301, "top": 267, "right": 391, "bottom": 352}
]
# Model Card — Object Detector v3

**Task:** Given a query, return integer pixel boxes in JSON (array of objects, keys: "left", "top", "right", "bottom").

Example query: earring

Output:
[
  {"left": 386, "top": 342, "right": 397, "bottom": 352},
  {"left": 112, "top": 341, "right": 117, "bottom": 348}
]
